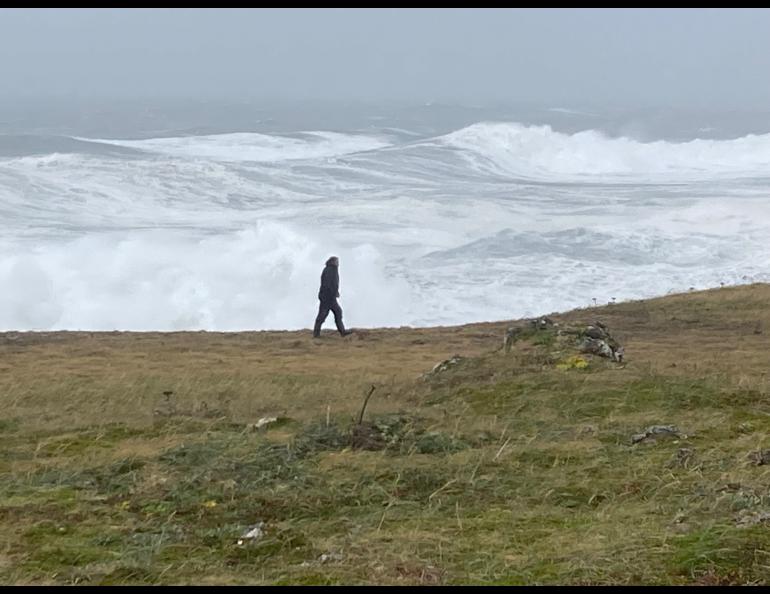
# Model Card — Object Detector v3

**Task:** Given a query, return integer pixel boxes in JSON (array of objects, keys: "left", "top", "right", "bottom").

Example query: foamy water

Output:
[{"left": 2, "top": 107, "right": 769, "bottom": 330}]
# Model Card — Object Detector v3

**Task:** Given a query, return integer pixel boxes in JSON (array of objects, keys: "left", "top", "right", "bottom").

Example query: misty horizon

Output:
[{"left": 2, "top": 8, "right": 770, "bottom": 110}]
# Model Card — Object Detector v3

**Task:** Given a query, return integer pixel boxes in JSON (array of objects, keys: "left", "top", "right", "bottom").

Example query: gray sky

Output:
[{"left": 1, "top": 8, "right": 770, "bottom": 108}]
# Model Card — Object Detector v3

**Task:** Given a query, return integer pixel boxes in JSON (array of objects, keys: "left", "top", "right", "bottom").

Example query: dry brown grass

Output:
[
  {"left": 2, "top": 283, "right": 770, "bottom": 585},
  {"left": 0, "top": 320, "right": 502, "bottom": 433}
]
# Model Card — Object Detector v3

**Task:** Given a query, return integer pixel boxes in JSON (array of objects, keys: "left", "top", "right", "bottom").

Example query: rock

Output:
[
  {"left": 615, "top": 346, "right": 625, "bottom": 363},
  {"left": 299, "top": 551, "right": 344, "bottom": 568},
  {"left": 153, "top": 391, "right": 178, "bottom": 417},
  {"left": 427, "top": 355, "right": 463, "bottom": 375},
  {"left": 578, "top": 322, "right": 624, "bottom": 362},
  {"left": 237, "top": 521, "right": 265, "bottom": 545},
  {"left": 580, "top": 337, "right": 615, "bottom": 359},
  {"left": 748, "top": 449, "right": 770, "bottom": 466},
  {"left": 529, "top": 316, "right": 555, "bottom": 330},
  {"left": 667, "top": 447, "right": 695, "bottom": 468},
  {"left": 249, "top": 417, "right": 278, "bottom": 431},
  {"left": 584, "top": 325, "right": 609, "bottom": 340},
  {"left": 631, "top": 424, "right": 681, "bottom": 444},
  {"left": 503, "top": 327, "right": 525, "bottom": 353},
  {"left": 319, "top": 552, "right": 344, "bottom": 564},
  {"left": 736, "top": 510, "right": 770, "bottom": 527}
]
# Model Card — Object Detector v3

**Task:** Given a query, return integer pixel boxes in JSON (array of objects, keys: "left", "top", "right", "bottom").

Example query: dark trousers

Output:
[{"left": 314, "top": 299, "right": 346, "bottom": 336}]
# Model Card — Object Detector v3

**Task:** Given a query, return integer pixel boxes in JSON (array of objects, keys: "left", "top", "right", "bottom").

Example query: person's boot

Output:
[{"left": 340, "top": 329, "right": 353, "bottom": 337}]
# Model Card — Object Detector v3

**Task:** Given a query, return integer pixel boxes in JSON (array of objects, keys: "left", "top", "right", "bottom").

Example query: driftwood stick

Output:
[{"left": 357, "top": 384, "right": 377, "bottom": 425}]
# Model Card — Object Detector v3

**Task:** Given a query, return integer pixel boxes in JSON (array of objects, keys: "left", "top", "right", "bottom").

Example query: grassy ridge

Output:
[{"left": 1, "top": 284, "right": 769, "bottom": 584}]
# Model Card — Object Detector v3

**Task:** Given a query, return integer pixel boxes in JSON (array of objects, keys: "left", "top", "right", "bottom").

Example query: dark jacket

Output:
[{"left": 318, "top": 262, "right": 339, "bottom": 303}]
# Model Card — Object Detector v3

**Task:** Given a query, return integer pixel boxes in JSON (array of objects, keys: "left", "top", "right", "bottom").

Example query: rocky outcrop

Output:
[
  {"left": 578, "top": 322, "right": 624, "bottom": 362},
  {"left": 504, "top": 318, "right": 624, "bottom": 363}
]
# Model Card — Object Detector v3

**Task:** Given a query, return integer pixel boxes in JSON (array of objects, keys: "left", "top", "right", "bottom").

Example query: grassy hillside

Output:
[{"left": 2, "top": 284, "right": 770, "bottom": 584}]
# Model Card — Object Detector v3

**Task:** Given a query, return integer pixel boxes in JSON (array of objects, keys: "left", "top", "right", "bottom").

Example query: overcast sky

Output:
[{"left": 1, "top": 8, "right": 769, "bottom": 109}]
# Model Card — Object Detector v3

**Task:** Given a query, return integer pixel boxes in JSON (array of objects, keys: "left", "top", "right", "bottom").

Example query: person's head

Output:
[{"left": 326, "top": 256, "right": 339, "bottom": 267}]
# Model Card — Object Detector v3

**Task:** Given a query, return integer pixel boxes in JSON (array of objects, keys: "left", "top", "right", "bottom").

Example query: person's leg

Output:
[
  {"left": 313, "top": 303, "right": 331, "bottom": 337},
  {"left": 330, "top": 301, "right": 351, "bottom": 336}
]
